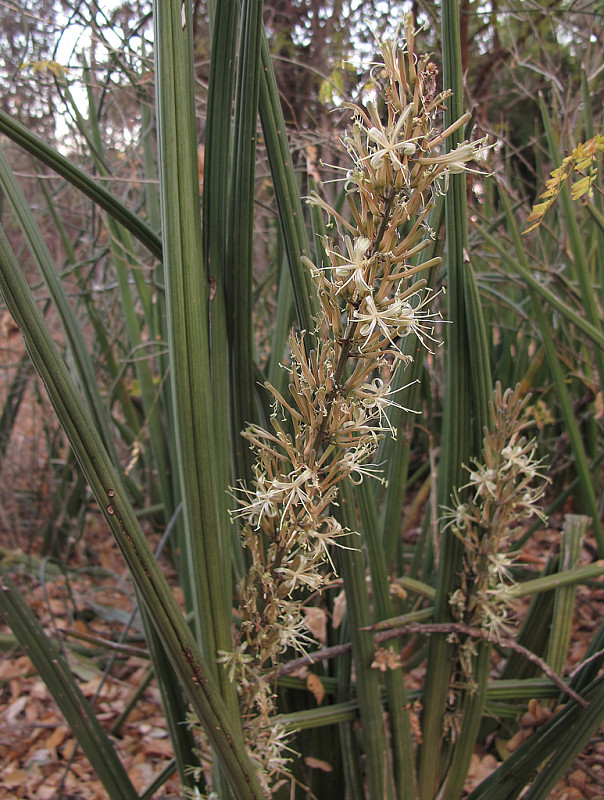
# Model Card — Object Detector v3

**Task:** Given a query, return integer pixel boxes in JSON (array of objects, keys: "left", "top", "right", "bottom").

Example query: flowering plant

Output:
[
  {"left": 444, "top": 383, "right": 549, "bottom": 671},
  {"left": 219, "top": 18, "right": 488, "bottom": 791}
]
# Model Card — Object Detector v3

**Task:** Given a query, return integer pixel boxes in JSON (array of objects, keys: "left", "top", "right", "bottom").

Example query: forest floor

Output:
[{"left": 0, "top": 518, "right": 185, "bottom": 800}]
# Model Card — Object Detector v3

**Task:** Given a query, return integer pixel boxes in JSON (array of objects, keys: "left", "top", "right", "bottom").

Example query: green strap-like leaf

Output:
[
  {"left": 258, "top": 32, "right": 319, "bottom": 337},
  {"left": 479, "top": 223, "right": 604, "bottom": 351},
  {"left": 546, "top": 515, "right": 589, "bottom": 675},
  {"left": 539, "top": 96, "right": 604, "bottom": 390},
  {"left": 153, "top": 0, "right": 238, "bottom": 719},
  {"left": 466, "top": 677, "right": 604, "bottom": 800},
  {"left": 336, "top": 481, "right": 393, "bottom": 800},
  {"left": 0, "top": 148, "right": 119, "bottom": 464},
  {"left": 419, "top": 2, "right": 492, "bottom": 795},
  {"left": 226, "top": 0, "right": 263, "bottom": 482},
  {"left": 0, "top": 110, "right": 162, "bottom": 261},
  {"left": 357, "top": 480, "right": 416, "bottom": 798},
  {"left": 0, "top": 222, "right": 264, "bottom": 800},
  {"left": 203, "top": 0, "right": 246, "bottom": 582},
  {"left": 498, "top": 189, "right": 603, "bottom": 553}
]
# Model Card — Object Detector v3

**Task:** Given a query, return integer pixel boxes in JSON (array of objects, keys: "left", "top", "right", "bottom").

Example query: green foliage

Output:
[{"left": 0, "top": 2, "right": 602, "bottom": 799}]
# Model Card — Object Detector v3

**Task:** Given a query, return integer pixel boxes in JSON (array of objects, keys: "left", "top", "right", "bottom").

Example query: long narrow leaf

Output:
[
  {"left": 466, "top": 677, "right": 604, "bottom": 800},
  {"left": 357, "top": 480, "right": 416, "bottom": 798},
  {"left": 337, "top": 481, "right": 392, "bottom": 800},
  {"left": 539, "top": 96, "right": 604, "bottom": 389},
  {"left": 153, "top": 0, "right": 238, "bottom": 722},
  {"left": 419, "top": 1, "right": 492, "bottom": 794},
  {"left": 498, "top": 189, "right": 603, "bottom": 552},
  {"left": 73, "top": 78, "right": 175, "bottom": 529},
  {"left": 479, "top": 224, "right": 604, "bottom": 350},
  {"left": 258, "top": 32, "right": 319, "bottom": 337},
  {"left": 227, "top": 0, "right": 263, "bottom": 483},
  {"left": 203, "top": 0, "right": 243, "bottom": 584},
  {"left": 0, "top": 222, "right": 264, "bottom": 800},
  {"left": 580, "top": 69, "right": 604, "bottom": 307},
  {"left": 0, "top": 148, "right": 118, "bottom": 464},
  {"left": 380, "top": 196, "right": 445, "bottom": 564},
  {"left": 0, "top": 348, "right": 32, "bottom": 469},
  {"left": 0, "top": 110, "right": 162, "bottom": 261},
  {"left": 546, "top": 514, "right": 589, "bottom": 675}
]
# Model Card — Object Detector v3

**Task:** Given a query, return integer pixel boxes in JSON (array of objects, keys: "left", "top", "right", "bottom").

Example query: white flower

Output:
[
  {"left": 351, "top": 376, "right": 419, "bottom": 434},
  {"left": 467, "top": 465, "right": 497, "bottom": 500},
  {"left": 352, "top": 288, "right": 442, "bottom": 353},
  {"left": 275, "top": 554, "right": 325, "bottom": 596},
  {"left": 230, "top": 473, "right": 285, "bottom": 528},
  {"left": 217, "top": 644, "right": 253, "bottom": 683},
  {"left": 353, "top": 294, "right": 403, "bottom": 348},
  {"left": 418, "top": 135, "right": 490, "bottom": 172},
  {"left": 364, "top": 105, "right": 417, "bottom": 171},
  {"left": 392, "top": 290, "right": 443, "bottom": 352},
  {"left": 327, "top": 235, "right": 373, "bottom": 297}
]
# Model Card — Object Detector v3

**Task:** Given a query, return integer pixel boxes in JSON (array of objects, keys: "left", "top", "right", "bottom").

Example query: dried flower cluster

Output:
[
  {"left": 523, "top": 133, "right": 604, "bottom": 234},
  {"left": 444, "top": 383, "right": 549, "bottom": 657},
  {"left": 219, "top": 20, "right": 488, "bottom": 791}
]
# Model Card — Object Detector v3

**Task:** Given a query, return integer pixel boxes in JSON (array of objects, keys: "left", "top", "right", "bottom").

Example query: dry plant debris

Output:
[{"left": 0, "top": 524, "right": 184, "bottom": 800}]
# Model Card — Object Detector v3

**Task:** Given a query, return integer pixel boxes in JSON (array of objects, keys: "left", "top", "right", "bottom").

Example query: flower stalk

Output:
[
  {"left": 443, "top": 383, "right": 549, "bottom": 652},
  {"left": 222, "top": 17, "right": 488, "bottom": 792}
]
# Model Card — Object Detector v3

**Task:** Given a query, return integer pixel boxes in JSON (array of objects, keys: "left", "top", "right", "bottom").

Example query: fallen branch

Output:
[{"left": 269, "top": 619, "right": 588, "bottom": 708}]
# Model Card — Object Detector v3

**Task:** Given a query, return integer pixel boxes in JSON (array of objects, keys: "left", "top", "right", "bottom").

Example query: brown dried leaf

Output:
[
  {"left": 303, "top": 607, "right": 327, "bottom": 643},
  {"left": 503, "top": 730, "right": 526, "bottom": 755},
  {"left": 390, "top": 582, "right": 408, "bottom": 600},
  {"left": 465, "top": 753, "right": 500, "bottom": 791},
  {"left": 2, "top": 769, "right": 29, "bottom": 789},
  {"left": 304, "top": 756, "right": 333, "bottom": 772},
  {"left": 5, "top": 696, "right": 28, "bottom": 722},
  {"left": 1, "top": 311, "right": 19, "bottom": 338},
  {"left": 0, "top": 656, "right": 33, "bottom": 681},
  {"left": 371, "top": 646, "right": 401, "bottom": 671},
  {"left": 332, "top": 590, "right": 346, "bottom": 629},
  {"left": 306, "top": 673, "right": 325, "bottom": 706},
  {"left": 44, "top": 725, "right": 69, "bottom": 751}
]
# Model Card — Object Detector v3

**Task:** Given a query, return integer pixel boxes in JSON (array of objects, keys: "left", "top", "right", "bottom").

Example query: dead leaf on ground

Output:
[{"left": 306, "top": 673, "right": 325, "bottom": 705}]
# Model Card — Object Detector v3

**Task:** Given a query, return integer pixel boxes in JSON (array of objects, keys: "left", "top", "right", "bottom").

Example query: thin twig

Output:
[
  {"left": 377, "top": 621, "right": 589, "bottom": 708},
  {"left": 269, "top": 643, "right": 352, "bottom": 678},
  {"left": 58, "top": 628, "right": 149, "bottom": 659},
  {"left": 270, "top": 620, "right": 589, "bottom": 708}
]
